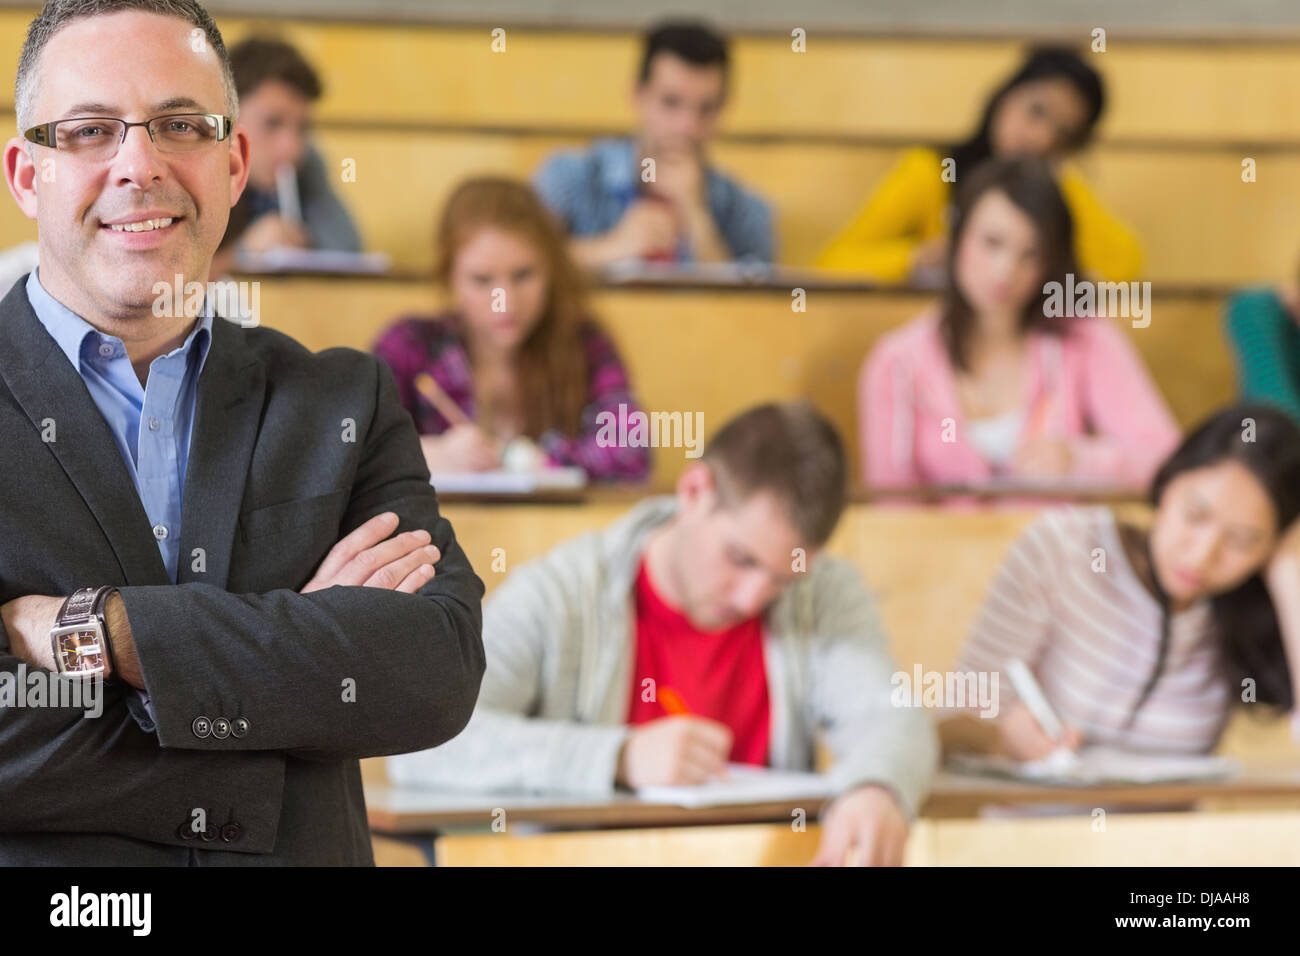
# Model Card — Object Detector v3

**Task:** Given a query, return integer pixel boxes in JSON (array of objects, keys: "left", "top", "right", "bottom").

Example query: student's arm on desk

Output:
[
  {"left": 801, "top": 558, "right": 938, "bottom": 865},
  {"left": 1265, "top": 522, "right": 1300, "bottom": 743},
  {"left": 804, "top": 557, "right": 939, "bottom": 817},
  {"left": 940, "top": 512, "right": 1084, "bottom": 761},
  {"left": 387, "top": 546, "right": 632, "bottom": 795}
]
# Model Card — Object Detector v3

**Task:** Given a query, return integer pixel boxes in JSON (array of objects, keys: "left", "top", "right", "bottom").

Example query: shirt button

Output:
[
  {"left": 98, "top": 342, "right": 114, "bottom": 358},
  {"left": 220, "top": 823, "right": 242, "bottom": 843},
  {"left": 148, "top": 417, "right": 160, "bottom": 431},
  {"left": 192, "top": 716, "right": 211, "bottom": 738},
  {"left": 211, "top": 717, "right": 231, "bottom": 739},
  {"left": 153, "top": 524, "right": 168, "bottom": 540},
  {"left": 232, "top": 716, "right": 250, "bottom": 738}
]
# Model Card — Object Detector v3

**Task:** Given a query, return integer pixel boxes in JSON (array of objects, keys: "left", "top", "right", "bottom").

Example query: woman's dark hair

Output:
[
  {"left": 1129, "top": 404, "right": 1300, "bottom": 723},
  {"left": 939, "top": 156, "right": 1078, "bottom": 372},
  {"left": 948, "top": 46, "right": 1105, "bottom": 175}
]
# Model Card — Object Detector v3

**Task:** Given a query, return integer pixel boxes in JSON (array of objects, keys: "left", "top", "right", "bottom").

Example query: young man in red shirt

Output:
[{"left": 392, "top": 402, "right": 938, "bottom": 865}]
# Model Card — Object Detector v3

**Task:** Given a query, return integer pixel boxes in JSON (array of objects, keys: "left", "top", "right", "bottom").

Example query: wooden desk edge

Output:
[{"left": 368, "top": 769, "right": 1300, "bottom": 834}]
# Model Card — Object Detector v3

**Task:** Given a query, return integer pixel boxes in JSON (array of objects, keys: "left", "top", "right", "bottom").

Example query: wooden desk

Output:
[
  {"left": 431, "top": 809, "right": 1300, "bottom": 866},
  {"left": 365, "top": 784, "right": 827, "bottom": 833},
  {"left": 923, "top": 765, "right": 1300, "bottom": 816},
  {"left": 367, "top": 763, "right": 1300, "bottom": 835}
]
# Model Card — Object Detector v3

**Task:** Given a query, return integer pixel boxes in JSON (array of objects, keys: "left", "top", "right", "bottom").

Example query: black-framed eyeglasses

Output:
[{"left": 23, "top": 113, "right": 232, "bottom": 159}]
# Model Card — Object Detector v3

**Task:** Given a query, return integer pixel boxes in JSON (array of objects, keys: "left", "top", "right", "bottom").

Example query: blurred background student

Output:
[
  {"left": 533, "top": 19, "right": 773, "bottom": 270},
  {"left": 213, "top": 36, "right": 362, "bottom": 275},
  {"left": 818, "top": 46, "right": 1141, "bottom": 284},
  {"left": 373, "top": 177, "right": 650, "bottom": 482},
  {"left": 1225, "top": 278, "right": 1300, "bottom": 426},
  {"left": 388, "top": 402, "right": 938, "bottom": 867},
  {"left": 859, "top": 157, "right": 1177, "bottom": 493},
  {"left": 942, "top": 404, "right": 1300, "bottom": 760}
]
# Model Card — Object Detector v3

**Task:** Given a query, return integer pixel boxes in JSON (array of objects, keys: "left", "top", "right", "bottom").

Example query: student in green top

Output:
[{"left": 1224, "top": 280, "right": 1300, "bottom": 426}]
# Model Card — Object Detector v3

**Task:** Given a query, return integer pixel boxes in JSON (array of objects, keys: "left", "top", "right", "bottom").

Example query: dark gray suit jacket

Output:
[{"left": 0, "top": 275, "right": 485, "bottom": 865}]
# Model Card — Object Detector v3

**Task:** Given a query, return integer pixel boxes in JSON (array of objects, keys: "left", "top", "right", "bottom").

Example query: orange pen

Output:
[
  {"left": 413, "top": 372, "right": 471, "bottom": 428},
  {"left": 658, "top": 686, "right": 690, "bottom": 716}
]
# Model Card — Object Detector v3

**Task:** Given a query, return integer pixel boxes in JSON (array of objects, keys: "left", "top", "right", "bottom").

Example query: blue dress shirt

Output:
[
  {"left": 533, "top": 136, "right": 775, "bottom": 263},
  {"left": 26, "top": 267, "right": 214, "bottom": 583}
]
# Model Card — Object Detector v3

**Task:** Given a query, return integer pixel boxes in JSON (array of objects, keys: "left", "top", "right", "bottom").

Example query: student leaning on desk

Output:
[
  {"left": 389, "top": 402, "right": 939, "bottom": 866},
  {"left": 941, "top": 404, "right": 1300, "bottom": 760}
]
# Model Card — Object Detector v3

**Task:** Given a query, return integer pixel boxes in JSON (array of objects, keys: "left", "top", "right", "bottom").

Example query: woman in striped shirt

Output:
[
  {"left": 374, "top": 177, "right": 650, "bottom": 483},
  {"left": 943, "top": 404, "right": 1300, "bottom": 759}
]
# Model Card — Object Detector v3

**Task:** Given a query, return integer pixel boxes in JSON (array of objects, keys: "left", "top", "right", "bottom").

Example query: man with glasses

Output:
[{"left": 0, "top": 0, "right": 484, "bottom": 865}]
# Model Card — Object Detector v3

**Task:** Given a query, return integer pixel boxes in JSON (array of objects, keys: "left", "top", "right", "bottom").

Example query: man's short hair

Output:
[
  {"left": 702, "top": 401, "right": 848, "bottom": 547},
  {"left": 15, "top": 0, "right": 237, "bottom": 133},
  {"left": 229, "top": 36, "right": 322, "bottom": 101},
  {"left": 638, "top": 20, "right": 729, "bottom": 85}
]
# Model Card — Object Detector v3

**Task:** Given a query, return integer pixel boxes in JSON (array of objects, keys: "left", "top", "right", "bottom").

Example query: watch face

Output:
[{"left": 52, "top": 625, "right": 105, "bottom": 676}]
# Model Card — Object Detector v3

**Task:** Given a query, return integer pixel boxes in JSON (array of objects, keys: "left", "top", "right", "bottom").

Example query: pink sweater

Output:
[{"left": 860, "top": 310, "right": 1181, "bottom": 490}]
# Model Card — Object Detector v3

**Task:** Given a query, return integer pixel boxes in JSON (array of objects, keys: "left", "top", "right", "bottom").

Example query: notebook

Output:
[
  {"left": 947, "top": 746, "right": 1239, "bottom": 786},
  {"left": 636, "top": 764, "right": 834, "bottom": 808}
]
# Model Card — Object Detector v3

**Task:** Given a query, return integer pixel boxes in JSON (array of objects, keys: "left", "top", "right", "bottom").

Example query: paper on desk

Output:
[
  {"left": 428, "top": 467, "right": 587, "bottom": 494},
  {"left": 233, "top": 247, "right": 392, "bottom": 274},
  {"left": 636, "top": 764, "right": 834, "bottom": 808},
  {"left": 947, "top": 746, "right": 1239, "bottom": 785}
]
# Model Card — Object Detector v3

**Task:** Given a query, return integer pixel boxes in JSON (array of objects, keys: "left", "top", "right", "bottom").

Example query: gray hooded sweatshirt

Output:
[{"left": 388, "top": 496, "right": 938, "bottom": 817}]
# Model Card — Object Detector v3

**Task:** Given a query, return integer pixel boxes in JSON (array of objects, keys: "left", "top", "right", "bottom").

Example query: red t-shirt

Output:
[{"left": 626, "top": 558, "right": 771, "bottom": 766}]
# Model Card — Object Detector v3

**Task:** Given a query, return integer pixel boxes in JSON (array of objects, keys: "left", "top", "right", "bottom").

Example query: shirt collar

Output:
[{"left": 26, "top": 266, "right": 214, "bottom": 375}]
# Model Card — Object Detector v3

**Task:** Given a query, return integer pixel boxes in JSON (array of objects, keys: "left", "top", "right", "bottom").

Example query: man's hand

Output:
[
  {"left": 0, "top": 594, "right": 64, "bottom": 671},
  {"left": 909, "top": 235, "right": 949, "bottom": 273},
  {"left": 608, "top": 199, "right": 678, "bottom": 261},
  {"left": 810, "top": 785, "right": 910, "bottom": 867},
  {"left": 644, "top": 148, "right": 706, "bottom": 211},
  {"left": 615, "top": 715, "right": 733, "bottom": 788},
  {"left": 238, "top": 213, "right": 310, "bottom": 254},
  {"left": 300, "top": 511, "right": 441, "bottom": 594}
]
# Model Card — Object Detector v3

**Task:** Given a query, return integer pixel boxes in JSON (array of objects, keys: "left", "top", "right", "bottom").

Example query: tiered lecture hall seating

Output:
[{"left": 2, "top": 10, "right": 1295, "bottom": 863}]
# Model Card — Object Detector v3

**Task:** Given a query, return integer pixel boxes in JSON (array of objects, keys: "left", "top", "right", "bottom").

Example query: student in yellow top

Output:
[{"left": 818, "top": 47, "right": 1142, "bottom": 284}]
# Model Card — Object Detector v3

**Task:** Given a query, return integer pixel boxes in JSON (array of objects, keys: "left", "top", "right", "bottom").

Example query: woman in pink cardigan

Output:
[{"left": 860, "top": 157, "right": 1179, "bottom": 493}]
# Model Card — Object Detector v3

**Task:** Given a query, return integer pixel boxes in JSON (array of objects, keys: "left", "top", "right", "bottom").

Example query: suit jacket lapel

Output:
[
  {"left": 177, "top": 315, "right": 265, "bottom": 590},
  {"left": 0, "top": 274, "right": 168, "bottom": 586}
]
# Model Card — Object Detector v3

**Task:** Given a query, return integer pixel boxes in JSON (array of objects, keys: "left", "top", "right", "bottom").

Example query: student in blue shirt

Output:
[
  {"left": 213, "top": 37, "right": 361, "bottom": 276},
  {"left": 533, "top": 20, "right": 774, "bottom": 270}
]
